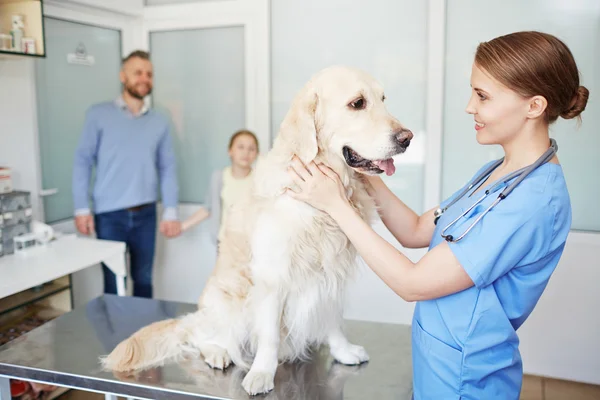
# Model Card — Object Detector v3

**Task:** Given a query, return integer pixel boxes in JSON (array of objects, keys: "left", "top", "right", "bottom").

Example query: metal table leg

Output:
[
  {"left": 116, "top": 274, "right": 127, "bottom": 297},
  {"left": 102, "top": 250, "right": 128, "bottom": 297},
  {"left": 0, "top": 376, "right": 10, "bottom": 400}
]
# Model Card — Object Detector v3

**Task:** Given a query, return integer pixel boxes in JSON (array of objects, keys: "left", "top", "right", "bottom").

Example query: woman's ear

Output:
[{"left": 527, "top": 95, "right": 548, "bottom": 120}]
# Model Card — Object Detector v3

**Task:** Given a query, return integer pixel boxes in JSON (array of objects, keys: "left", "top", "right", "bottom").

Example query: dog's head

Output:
[{"left": 277, "top": 66, "right": 413, "bottom": 176}]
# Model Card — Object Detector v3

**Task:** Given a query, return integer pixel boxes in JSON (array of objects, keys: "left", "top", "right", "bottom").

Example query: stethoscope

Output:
[{"left": 433, "top": 138, "right": 558, "bottom": 243}]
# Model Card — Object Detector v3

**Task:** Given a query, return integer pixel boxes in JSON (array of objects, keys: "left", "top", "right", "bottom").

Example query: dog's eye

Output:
[{"left": 349, "top": 98, "right": 366, "bottom": 110}]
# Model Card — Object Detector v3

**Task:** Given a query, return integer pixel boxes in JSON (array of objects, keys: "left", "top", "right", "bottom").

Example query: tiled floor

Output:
[{"left": 55, "top": 375, "right": 600, "bottom": 399}]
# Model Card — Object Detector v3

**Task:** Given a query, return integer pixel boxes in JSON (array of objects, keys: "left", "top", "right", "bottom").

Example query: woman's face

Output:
[{"left": 465, "top": 63, "right": 533, "bottom": 147}]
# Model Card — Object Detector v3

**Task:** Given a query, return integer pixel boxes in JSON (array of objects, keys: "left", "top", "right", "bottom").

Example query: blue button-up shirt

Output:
[{"left": 72, "top": 96, "right": 178, "bottom": 220}]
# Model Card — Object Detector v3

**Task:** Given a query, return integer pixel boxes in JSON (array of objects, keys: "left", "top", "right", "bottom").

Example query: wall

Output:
[
  {"left": 518, "top": 232, "right": 600, "bottom": 383},
  {"left": 0, "top": 58, "right": 42, "bottom": 219}
]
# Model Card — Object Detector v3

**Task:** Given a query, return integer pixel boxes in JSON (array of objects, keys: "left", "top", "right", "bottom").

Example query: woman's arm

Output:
[
  {"left": 329, "top": 200, "right": 473, "bottom": 301},
  {"left": 181, "top": 207, "right": 210, "bottom": 232},
  {"left": 364, "top": 175, "right": 437, "bottom": 249},
  {"left": 286, "top": 158, "right": 474, "bottom": 301},
  {"left": 181, "top": 169, "right": 221, "bottom": 232}
]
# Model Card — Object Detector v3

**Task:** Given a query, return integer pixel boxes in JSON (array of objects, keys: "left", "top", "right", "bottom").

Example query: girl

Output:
[
  {"left": 286, "top": 31, "right": 589, "bottom": 399},
  {"left": 182, "top": 130, "right": 259, "bottom": 245}
]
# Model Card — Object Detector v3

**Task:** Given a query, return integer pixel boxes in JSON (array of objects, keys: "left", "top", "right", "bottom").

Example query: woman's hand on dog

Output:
[{"left": 286, "top": 155, "right": 348, "bottom": 213}]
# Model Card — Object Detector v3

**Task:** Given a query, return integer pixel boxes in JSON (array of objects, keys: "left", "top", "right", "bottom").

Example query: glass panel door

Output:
[
  {"left": 150, "top": 26, "right": 246, "bottom": 203},
  {"left": 35, "top": 17, "right": 122, "bottom": 223}
]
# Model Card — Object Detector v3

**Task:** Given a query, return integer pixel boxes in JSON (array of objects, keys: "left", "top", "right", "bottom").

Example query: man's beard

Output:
[{"left": 125, "top": 82, "right": 152, "bottom": 100}]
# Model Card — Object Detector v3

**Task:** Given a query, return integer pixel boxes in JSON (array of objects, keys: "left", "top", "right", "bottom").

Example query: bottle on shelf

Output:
[{"left": 10, "top": 15, "right": 25, "bottom": 52}]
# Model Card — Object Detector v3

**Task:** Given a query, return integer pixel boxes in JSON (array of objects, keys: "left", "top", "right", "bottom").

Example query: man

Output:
[{"left": 72, "top": 50, "right": 181, "bottom": 299}]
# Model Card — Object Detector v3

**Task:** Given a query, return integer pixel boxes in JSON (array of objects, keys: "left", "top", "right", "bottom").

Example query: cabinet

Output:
[
  {"left": 0, "top": 276, "right": 73, "bottom": 399},
  {"left": 0, "top": 0, "right": 45, "bottom": 58},
  {"left": 0, "top": 235, "right": 127, "bottom": 399}
]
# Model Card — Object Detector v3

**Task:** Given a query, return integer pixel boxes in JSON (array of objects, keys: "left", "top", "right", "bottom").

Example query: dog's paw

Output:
[
  {"left": 331, "top": 343, "right": 369, "bottom": 365},
  {"left": 242, "top": 370, "right": 275, "bottom": 395},
  {"left": 201, "top": 345, "right": 232, "bottom": 370}
]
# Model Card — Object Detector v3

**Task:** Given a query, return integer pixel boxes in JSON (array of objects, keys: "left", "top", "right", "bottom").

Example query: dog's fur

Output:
[{"left": 100, "top": 66, "right": 412, "bottom": 395}]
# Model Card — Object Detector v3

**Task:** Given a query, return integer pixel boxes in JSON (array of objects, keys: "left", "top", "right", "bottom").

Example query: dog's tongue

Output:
[{"left": 374, "top": 159, "right": 396, "bottom": 176}]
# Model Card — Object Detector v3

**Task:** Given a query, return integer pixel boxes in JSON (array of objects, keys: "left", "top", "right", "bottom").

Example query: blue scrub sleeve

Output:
[{"left": 448, "top": 204, "right": 553, "bottom": 288}]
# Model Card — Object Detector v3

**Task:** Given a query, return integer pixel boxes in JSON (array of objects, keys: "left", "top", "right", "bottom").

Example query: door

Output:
[
  {"left": 141, "top": 0, "right": 269, "bottom": 302},
  {"left": 35, "top": 17, "right": 122, "bottom": 225}
]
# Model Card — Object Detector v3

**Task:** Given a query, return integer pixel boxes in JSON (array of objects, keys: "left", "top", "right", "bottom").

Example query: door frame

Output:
[
  {"left": 43, "top": 0, "right": 141, "bottom": 56},
  {"left": 141, "top": 0, "right": 271, "bottom": 151}
]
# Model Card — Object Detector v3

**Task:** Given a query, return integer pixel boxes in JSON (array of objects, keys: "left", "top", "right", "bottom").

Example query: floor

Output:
[
  {"left": 56, "top": 375, "right": 600, "bottom": 399},
  {"left": 521, "top": 375, "right": 600, "bottom": 400}
]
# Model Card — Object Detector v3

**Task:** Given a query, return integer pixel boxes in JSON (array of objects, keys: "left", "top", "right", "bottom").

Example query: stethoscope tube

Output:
[{"left": 436, "top": 139, "right": 558, "bottom": 243}]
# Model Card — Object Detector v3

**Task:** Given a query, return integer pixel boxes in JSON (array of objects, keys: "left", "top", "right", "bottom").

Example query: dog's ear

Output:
[{"left": 278, "top": 86, "right": 319, "bottom": 164}]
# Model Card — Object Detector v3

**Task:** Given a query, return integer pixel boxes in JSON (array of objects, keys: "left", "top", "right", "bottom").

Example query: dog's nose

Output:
[{"left": 395, "top": 129, "right": 413, "bottom": 147}]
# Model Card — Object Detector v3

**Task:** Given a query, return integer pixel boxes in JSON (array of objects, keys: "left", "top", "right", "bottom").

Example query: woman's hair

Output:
[
  {"left": 475, "top": 31, "right": 589, "bottom": 123},
  {"left": 229, "top": 129, "right": 259, "bottom": 151}
]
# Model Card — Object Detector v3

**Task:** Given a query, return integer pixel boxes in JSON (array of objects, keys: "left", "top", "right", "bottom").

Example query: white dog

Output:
[{"left": 100, "top": 65, "right": 413, "bottom": 396}]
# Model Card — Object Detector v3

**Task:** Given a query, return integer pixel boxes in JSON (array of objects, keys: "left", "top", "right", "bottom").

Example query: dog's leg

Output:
[
  {"left": 241, "top": 283, "right": 283, "bottom": 395},
  {"left": 240, "top": 202, "right": 301, "bottom": 395},
  {"left": 327, "top": 324, "right": 369, "bottom": 365}
]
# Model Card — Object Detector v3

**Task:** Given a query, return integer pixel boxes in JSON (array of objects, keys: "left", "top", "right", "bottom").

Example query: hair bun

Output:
[{"left": 561, "top": 86, "right": 589, "bottom": 120}]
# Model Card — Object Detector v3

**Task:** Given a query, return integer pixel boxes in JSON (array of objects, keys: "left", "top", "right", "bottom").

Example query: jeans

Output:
[{"left": 94, "top": 204, "right": 157, "bottom": 298}]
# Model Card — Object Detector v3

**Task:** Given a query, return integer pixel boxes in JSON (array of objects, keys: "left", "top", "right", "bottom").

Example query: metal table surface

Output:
[{"left": 0, "top": 295, "right": 413, "bottom": 399}]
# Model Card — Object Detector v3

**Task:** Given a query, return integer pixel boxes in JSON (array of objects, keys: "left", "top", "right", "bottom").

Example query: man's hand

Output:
[
  {"left": 75, "top": 214, "right": 94, "bottom": 235},
  {"left": 160, "top": 220, "right": 182, "bottom": 238}
]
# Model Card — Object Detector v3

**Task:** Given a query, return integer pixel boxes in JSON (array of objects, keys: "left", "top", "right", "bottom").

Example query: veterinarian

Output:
[
  {"left": 181, "top": 129, "right": 259, "bottom": 247},
  {"left": 287, "top": 31, "right": 588, "bottom": 399},
  {"left": 72, "top": 50, "right": 182, "bottom": 299}
]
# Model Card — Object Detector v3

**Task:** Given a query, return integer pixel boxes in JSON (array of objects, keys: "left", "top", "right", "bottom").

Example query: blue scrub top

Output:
[{"left": 412, "top": 160, "right": 571, "bottom": 400}]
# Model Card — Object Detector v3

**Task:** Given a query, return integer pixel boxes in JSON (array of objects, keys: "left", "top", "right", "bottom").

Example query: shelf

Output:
[
  {"left": 8, "top": 381, "right": 71, "bottom": 400},
  {"left": 0, "top": 275, "right": 70, "bottom": 317},
  {"left": 0, "top": 0, "right": 45, "bottom": 58},
  {"left": 0, "top": 303, "right": 63, "bottom": 346},
  {"left": 0, "top": 280, "right": 72, "bottom": 399}
]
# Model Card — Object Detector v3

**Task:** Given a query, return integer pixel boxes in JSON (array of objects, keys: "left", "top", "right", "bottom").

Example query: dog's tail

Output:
[{"left": 100, "top": 313, "right": 201, "bottom": 372}]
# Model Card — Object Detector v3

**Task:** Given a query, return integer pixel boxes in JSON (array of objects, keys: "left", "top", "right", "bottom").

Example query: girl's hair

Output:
[
  {"left": 475, "top": 31, "right": 589, "bottom": 123},
  {"left": 229, "top": 129, "right": 259, "bottom": 151}
]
